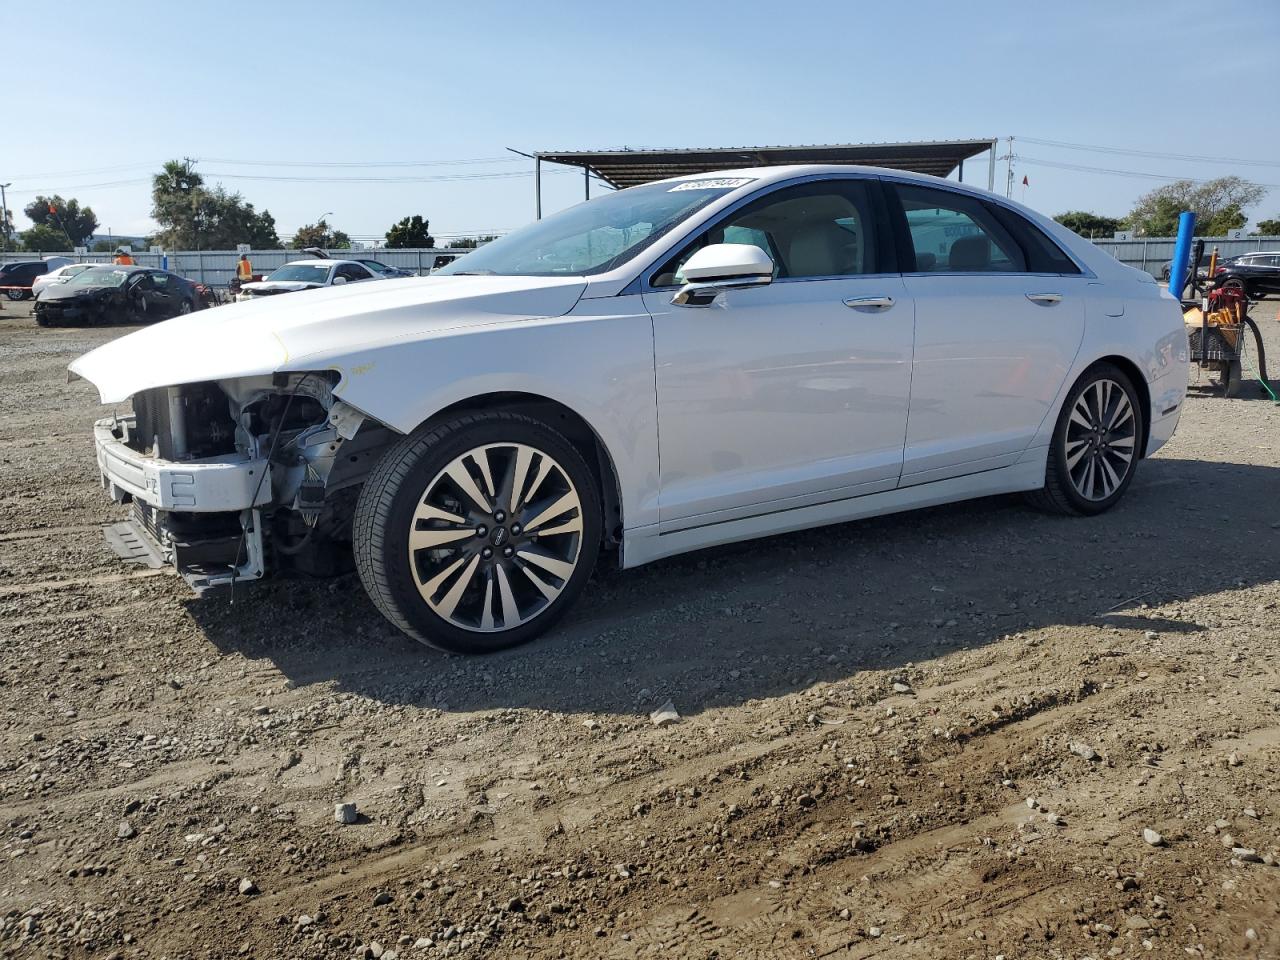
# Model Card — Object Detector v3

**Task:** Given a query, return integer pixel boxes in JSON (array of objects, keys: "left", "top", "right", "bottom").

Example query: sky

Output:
[{"left": 5, "top": 0, "right": 1278, "bottom": 246}]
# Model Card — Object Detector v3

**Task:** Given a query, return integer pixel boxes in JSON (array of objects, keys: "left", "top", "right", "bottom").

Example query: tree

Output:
[
  {"left": 0, "top": 207, "right": 15, "bottom": 251},
  {"left": 22, "top": 195, "right": 98, "bottom": 247},
  {"left": 1125, "top": 176, "right": 1265, "bottom": 237},
  {"left": 151, "top": 158, "right": 281, "bottom": 249},
  {"left": 20, "top": 224, "right": 71, "bottom": 252},
  {"left": 1054, "top": 211, "right": 1125, "bottom": 239},
  {"left": 90, "top": 239, "right": 118, "bottom": 253},
  {"left": 385, "top": 215, "right": 435, "bottom": 248},
  {"left": 1250, "top": 216, "right": 1280, "bottom": 236},
  {"left": 289, "top": 220, "right": 351, "bottom": 250},
  {"left": 446, "top": 235, "right": 498, "bottom": 250}
]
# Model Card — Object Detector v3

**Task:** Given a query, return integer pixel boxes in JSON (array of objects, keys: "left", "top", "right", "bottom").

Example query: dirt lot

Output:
[{"left": 1, "top": 297, "right": 1279, "bottom": 960}]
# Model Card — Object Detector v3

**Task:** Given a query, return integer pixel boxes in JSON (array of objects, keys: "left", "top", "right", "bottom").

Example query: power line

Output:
[
  {"left": 198, "top": 156, "right": 523, "bottom": 168},
  {"left": 1017, "top": 156, "right": 1280, "bottom": 190},
  {"left": 1017, "top": 136, "right": 1280, "bottom": 169}
]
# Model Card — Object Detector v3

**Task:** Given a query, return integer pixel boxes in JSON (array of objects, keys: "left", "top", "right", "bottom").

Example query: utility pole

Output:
[
  {"left": 1004, "top": 136, "right": 1015, "bottom": 199},
  {"left": 0, "top": 183, "right": 10, "bottom": 252}
]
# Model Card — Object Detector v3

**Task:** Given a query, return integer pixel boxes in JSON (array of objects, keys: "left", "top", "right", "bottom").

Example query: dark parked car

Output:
[
  {"left": 34, "top": 266, "right": 203, "bottom": 327},
  {"left": 355, "top": 258, "right": 417, "bottom": 278},
  {"left": 1158, "top": 254, "right": 1224, "bottom": 284},
  {"left": 1, "top": 260, "right": 59, "bottom": 301},
  {"left": 1212, "top": 251, "right": 1280, "bottom": 299}
]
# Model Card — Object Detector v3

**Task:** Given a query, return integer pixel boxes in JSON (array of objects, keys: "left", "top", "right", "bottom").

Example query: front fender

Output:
[{"left": 326, "top": 303, "right": 661, "bottom": 531}]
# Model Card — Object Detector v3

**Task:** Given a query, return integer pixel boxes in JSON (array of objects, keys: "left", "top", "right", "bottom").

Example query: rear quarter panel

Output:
[{"left": 1029, "top": 276, "right": 1187, "bottom": 456}]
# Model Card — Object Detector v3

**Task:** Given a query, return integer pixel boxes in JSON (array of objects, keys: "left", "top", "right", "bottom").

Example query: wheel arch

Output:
[{"left": 420, "top": 391, "right": 625, "bottom": 551}]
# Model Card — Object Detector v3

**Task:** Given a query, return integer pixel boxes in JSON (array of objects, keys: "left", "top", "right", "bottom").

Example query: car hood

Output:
[
  {"left": 40, "top": 284, "right": 122, "bottom": 303},
  {"left": 70, "top": 274, "right": 587, "bottom": 403},
  {"left": 242, "top": 280, "right": 320, "bottom": 293}
]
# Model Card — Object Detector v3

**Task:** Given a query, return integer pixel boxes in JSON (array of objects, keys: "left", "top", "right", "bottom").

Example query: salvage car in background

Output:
[
  {"left": 234, "top": 259, "right": 378, "bottom": 301},
  {"left": 70, "top": 165, "right": 1187, "bottom": 653},
  {"left": 36, "top": 265, "right": 202, "bottom": 326},
  {"left": 1, "top": 257, "right": 71, "bottom": 300},
  {"left": 32, "top": 262, "right": 107, "bottom": 298}
]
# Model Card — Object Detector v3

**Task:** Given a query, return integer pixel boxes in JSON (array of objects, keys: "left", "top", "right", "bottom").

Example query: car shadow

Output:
[{"left": 187, "top": 456, "right": 1277, "bottom": 718}]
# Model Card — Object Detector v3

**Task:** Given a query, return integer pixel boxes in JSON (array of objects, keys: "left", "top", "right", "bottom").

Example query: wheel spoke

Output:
[
  {"left": 419, "top": 554, "right": 469, "bottom": 598},
  {"left": 472, "top": 450, "right": 496, "bottom": 500},
  {"left": 526, "top": 456, "right": 554, "bottom": 504},
  {"left": 409, "top": 526, "right": 474, "bottom": 551},
  {"left": 445, "top": 461, "right": 491, "bottom": 513},
  {"left": 1097, "top": 455, "right": 1121, "bottom": 495},
  {"left": 413, "top": 503, "right": 467, "bottom": 526},
  {"left": 518, "top": 548, "right": 575, "bottom": 582},
  {"left": 479, "top": 574, "right": 495, "bottom": 631},
  {"left": 520, "top": 563, "right": 561, "bottom": 602},
  {"left": 534, "top": 516, "right": 583, "bottom": 538},
  {"left": 434, "top": 554, "right": 480, "bottom": 620},
  {"left": 1065, "top": 438, "right": 1090, "bottom": 469},
  {"left": 507, "top": 445, "right": 534, "bottom": 514},
  {"left": 524, "top": 491, "right": 579, "bottom": 533},
  {"left": 494, "top": 563, "right": 520, "bottom": 627},
  {"left": 1069, "top": 404, "right": 1093, "bottom": 431}
]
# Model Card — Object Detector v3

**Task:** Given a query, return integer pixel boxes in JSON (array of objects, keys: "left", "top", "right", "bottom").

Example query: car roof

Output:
[{"left": 280, "top": 259, "right": 338, "bottom": 267}]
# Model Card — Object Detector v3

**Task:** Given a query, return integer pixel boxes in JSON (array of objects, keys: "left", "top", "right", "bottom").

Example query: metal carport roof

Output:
[{"left": 535, "top": 139, "right": 998, "bottom": 191}]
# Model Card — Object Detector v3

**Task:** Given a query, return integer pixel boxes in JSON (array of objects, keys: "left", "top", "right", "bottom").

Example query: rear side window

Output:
[
  {"left": 892, "top": 184, "right": 1024, "bottom": 273},
  {"left": 986, "top": 204, "right": 1082, "bottom": 275}
]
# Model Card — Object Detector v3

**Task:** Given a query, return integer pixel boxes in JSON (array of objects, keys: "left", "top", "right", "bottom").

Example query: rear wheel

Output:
[
  {"left": 1027, "top": 364, "right": 1142, "bottom": 516},
  {"left": 5, "top": 288, "right": 27, "bottom": 302},
  {"left": 354, "top": 411, "right": 601, "bottom": 653}
]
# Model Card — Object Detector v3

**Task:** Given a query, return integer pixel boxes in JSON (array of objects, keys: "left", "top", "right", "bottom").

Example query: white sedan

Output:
[
  {"left": 234, "top": 258, "right": 378, "bottom": 301},
  {"left": 32, "top": 262, "right": 106, "bottom": 298},
  {"left": 71, "top": 165, "right": 1187, "bottom": 652}
]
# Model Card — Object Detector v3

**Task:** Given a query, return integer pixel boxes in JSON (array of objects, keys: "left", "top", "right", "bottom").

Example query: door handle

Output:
[
  {"left": 843, "top": 296, "right": 895, "bottom": 310},
  {"left": 1026, "top": 292, "right": 1063, "bottom": 305}
]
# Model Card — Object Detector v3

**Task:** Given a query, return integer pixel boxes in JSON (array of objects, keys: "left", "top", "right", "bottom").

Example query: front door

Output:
[{"left": 642, "top": 178, "right": 915, "bottom": 530}]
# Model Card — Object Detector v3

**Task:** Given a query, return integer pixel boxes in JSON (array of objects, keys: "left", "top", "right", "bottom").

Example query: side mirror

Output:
[
  {"left": 672, "top": 243, "right": 773, "bottom": 307},
  {"left": 332, "top": 275, "right": 348, "bottom": 285}
]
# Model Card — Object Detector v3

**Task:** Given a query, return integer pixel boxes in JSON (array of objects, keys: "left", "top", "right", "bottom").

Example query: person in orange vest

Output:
[
  {"left": 237, "top": 253, "right": 253, "bottom": 282},
  {"left": 113, "top": 247, "right": 134, "bottom": 266}
]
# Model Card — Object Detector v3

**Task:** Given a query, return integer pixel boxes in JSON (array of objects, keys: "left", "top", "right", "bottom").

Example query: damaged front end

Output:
[{"left": 95, "top": 373, "right": 391, "bottom": 593}]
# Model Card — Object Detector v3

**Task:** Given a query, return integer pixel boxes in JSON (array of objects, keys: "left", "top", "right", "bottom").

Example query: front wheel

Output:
[
  {"left": 353, "top": 411, "right": 602, "bottom": 653},
  {"left": 1026, "top": 364, "right": 1143, "bottom": 516}
]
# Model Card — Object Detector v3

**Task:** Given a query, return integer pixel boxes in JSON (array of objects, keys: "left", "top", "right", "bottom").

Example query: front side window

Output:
[
  {"left": 893, "top": 184, "right": 1023, "bottom": 273},
  {"left": 435, "top": 179, "right": 745, "bottom": 278},
  {"left": 336, "top": 264, "right": 371, "bottom": 281},
  {"left": 651, "top": 179, "right": 883, "bottom": 286}
]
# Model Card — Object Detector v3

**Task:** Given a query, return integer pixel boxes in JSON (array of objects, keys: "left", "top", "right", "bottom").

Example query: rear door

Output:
[{"left": 886, "top": 181, "right": 1088, "bottom": 486}]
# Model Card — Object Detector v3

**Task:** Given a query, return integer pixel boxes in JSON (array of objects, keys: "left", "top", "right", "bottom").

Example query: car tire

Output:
[
  {"left": 353, "top": 411, "right": 602, "bottom": 653},
  {"left": 1026, "top": 363, "right": 1143, "bottom": 516},
  {"left": 5, "top": 288, "right": 27, "bottom": 302},
  {"left": 178, "top": 300, "right": 193, "bottom": 316}
]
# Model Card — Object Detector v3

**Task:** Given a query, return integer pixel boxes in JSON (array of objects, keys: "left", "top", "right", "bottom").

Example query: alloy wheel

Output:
[
  {"left": 1064, "top": 378, "right": 1136, "bottom": 501},
  {"left": 407, "top": 443, "right": 584, "bottom": 632}
]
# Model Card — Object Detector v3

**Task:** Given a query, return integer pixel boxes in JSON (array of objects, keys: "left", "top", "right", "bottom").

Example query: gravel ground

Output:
[{"left": 1, "top": 298, "right": 1279, "bottom": 959}]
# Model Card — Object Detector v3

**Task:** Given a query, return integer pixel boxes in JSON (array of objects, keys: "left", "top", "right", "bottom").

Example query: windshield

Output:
[
  {"left": 69, "top": 267, "right": 132, "bottom": 289},
  {"left": 266, "top": 264, "right": 331, "bottom": 283},
  {"left": 436, "top": 178, "right": 749, "bottom": 277}
]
